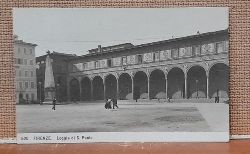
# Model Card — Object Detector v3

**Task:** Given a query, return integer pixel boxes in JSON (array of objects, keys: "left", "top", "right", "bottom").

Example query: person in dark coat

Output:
[
  {"left": 52, "top": 97, "right": 56, "bottom": 110},
  {"left": 112, "top": 98, "right": 118, "bottom": 109},
  {"left": 215, "top": 89, "right": 220, "bottom": 103},
  {"left": 105, "top": 99, "right": 112, "bottom": 109}
]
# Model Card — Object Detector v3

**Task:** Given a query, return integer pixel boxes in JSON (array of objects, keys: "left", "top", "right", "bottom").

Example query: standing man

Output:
[
  {"left": 215, "top": 89, "right": 220, "bottom": 103},
  {"left": 112, "top": 98, "right": 119, "bottom": 109},
  {"left": 52, "top": 97, "right": 56, "bottom": 110}
]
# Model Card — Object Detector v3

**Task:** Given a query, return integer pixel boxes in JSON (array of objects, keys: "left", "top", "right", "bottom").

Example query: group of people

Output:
[{"left": 105, "top": 98, "right": 119, "bottom": 109}]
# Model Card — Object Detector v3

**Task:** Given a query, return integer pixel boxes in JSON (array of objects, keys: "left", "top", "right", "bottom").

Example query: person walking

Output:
[
  {"left": 52, "top": 97, "right": 56, "bottom": 110},
  {"left": 112, "top": 98, "right": 119, "bottom": 109}
]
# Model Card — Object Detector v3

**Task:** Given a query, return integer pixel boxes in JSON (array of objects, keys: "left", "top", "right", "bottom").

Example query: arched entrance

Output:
[
  {"left": 105, "top": 74, "right": 117, "bottom": 99},
  {"left": 149, "top": 69, "right": 166, "bottom": 99},
  {"left": 118, "top": 73, "right": 132, "bottom": 100},
  {"left": 209, "top": 63, "right": 229, "bottom": 98},
  {"left": 167, "top": 67, "right": 185, "bottom": 99},
  {"left": 187, "top": 65, "right": 207, "bottom": 98},
  {"left": 81, "top": 77, "right": 91, "bottom": 101},
  {"left": 70, "top": 78, "right": 80, "bottom": 101},
  {"left": 92, "top": 76, "right": 104, "bottom": 100},
  {"left": 133, "top": 71, "right": 148, "bottom": 99}
]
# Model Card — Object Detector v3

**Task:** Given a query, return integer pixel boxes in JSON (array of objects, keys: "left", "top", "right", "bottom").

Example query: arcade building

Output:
[{"left": 66, "top": 29, "right": 229, "bottom": 102}]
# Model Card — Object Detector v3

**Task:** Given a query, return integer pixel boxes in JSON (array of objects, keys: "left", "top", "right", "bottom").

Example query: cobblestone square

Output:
[{"left": 16, "top": 101, "right": 228, "bottom": 133}]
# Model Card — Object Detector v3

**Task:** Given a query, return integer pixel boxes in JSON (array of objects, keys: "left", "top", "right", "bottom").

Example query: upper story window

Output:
[
  {"left": 154, "top": 52, "right": 160, "bottom": 62},
  {"left": 171, "top": 49, "right": 179, "bottom": 59},
  {"left": 24, "top": 48, "right": 27, "bottom": 54},
  {"left": 17, "top": 58, "right": 23, "bottom": 65},
  {"left": 137, "top": 54, "right": 143, "bottom": 64},
  {"left": 18, "top": 48, "right": 21, "bottom": 54},
  {"left": 31, "top": 82, "right": 35, "bottom": 89},
  {"left": 122, "top": 57, "right": 127, "bottom": 65},
  {"left": 26, "top": 93, "right": 29, "bottom": 100},
  {"left": 215, "top": 42, "right": 224, "bottom": 53},
  {"left": 107, "top": 59, "right": 112, "bottom": 67},
  {"left": 19, "top": 82, "right": 22, "bottom": 89},
  {"left": 25, "top": 82, "right": 29, "bottom": 89},
  {"left": 29, "top": 49, "right": 33, "bottom": 54},
  {"left": 30, "top": 60, "right": 33, "bottom": 65},
  {"left": 24, "top": 59, "right": 27, "bottom": 65},
  {"left": 95, "top": 61, "right": 100, "bottom": 69},
  {"left": 25, "top": 71, "right": 28, "bottom": 77},
  {"left": 83, "top": 63, "right": 87, "bottom": 70},
  {"left": 192, "top": 45, "right": 201, "bottom": 57},
  {"left": 30, "top": 71, "right": 34, "bottom": 77}
]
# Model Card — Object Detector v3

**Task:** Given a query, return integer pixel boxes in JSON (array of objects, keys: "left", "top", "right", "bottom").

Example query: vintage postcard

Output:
[{"left": 14, "top": 8, "right": 229, "bottom": 143}]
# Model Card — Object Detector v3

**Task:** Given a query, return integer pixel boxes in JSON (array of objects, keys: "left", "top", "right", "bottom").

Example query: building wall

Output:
[
  {"left": 67, "top": 30, "right": 229, "bottom": 102},
  {"left": 14, "top": 40, "right": 37, "bottom": 104},
  {"left": 36, "top": 53, "right": 74, "bottom": 103}
]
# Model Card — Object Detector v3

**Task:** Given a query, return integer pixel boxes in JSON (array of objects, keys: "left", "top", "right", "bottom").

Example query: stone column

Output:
[
  {"left": 147, "top": 75, "right": 150, "bottom": 100},
  {"left": 165, "top": 77, "right": 168, "bottom": 100},
  {"left": 206, "top": 73, "right": 209, "bottom": 99},
  {"left": 184, "top": 73, "right": 187, "bottom": 99},
  {"left": 90, "top": 79, "right": 93, "bottom": 101},
  {"left": 67, "top": 77, "right": 71, "bottom": 102},
  {"left": 131, "top": 77, "right": 134, "bottom": 100},
  {"left": 78, "top": 77, "right": 82, "bottom": 101},
  {"left": 116, "top": 79, "right": 119, "bottom": 99},
  {"left": 103, "top": 79, "right": 106, "bottom": 100}
]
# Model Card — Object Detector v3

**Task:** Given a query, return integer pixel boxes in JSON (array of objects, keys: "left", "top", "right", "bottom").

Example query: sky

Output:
[{"left": 13, "top": 8, "right": 228, "bottom": 57}]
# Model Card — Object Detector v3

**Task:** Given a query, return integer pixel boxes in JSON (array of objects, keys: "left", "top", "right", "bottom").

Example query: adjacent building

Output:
[
  {"left": 14, "top": 35, "right": 37, "bottom": 104},
  {"left": 36, "top": 51, "right": 77, "bottom": 103}
]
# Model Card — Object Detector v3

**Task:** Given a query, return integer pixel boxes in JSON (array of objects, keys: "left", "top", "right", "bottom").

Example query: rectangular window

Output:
[
  {"left": 95, "top": 61, "right": 99, "bottom": 69},
  {"left": 26, "top": 93, "right": 29, "bottom": 100},
  {"left": 30, "top": 60, "right": 33, "bottom": 65},
  {"left": 107, "top": 59, "right": 112, "bottom": 67},
  {"left": 154, "top": 52, "right": 160, "bottom": 62},
  {"left": 25, "top": 82, "right": 29, "bottom": 89},
  {"left": 171, "top": 49, "right": 179, "bottom": 59},
  {"left": 19, "top": 82, "right": 22, "bottom": 89},
  {"left": 224, "top": 41, "right": 229, "bottom": 52},
  {"left": 216, "top": 42, "right": 224, "bottom": 53},
  {"left": 31, "top": 82, "right": 35, "bottom": 89},
  {"left": 192, "top": 45, "right": 201, "bottom": 56},
  {"left": 25, "top": 71, "right": 28, "bottom": 77},
  {"left": 30, "top": 71, "right": 33, "bottom": 77},
  {"left": 17, "top": 58, "right": 23, "bottom": 64},
  {"left": 137, "top": 54, "right": 143, "bottom": 64},
  {"left": 24, "top": 59, "right": 27, "bottom": 65},
  {"left": 122, "top": 57, "right": 127, "bottom": 65},
  {"left": 18, "top": 48, "right": 21, "bottom": 54},
  {"left": 30, "top": 49, "right": 33, "bottom": 54},
  {"left": 83, "top": 63, "right": 87, "bottom": 70}
]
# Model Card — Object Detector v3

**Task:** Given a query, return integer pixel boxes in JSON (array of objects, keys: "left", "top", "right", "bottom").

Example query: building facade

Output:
[
  {"left": 67, "top": 30, "right": 229, "bottom": 102},
  {"left": 14, "top": 36, "right": 38, "bottom": 104},
  {"left": 36, "top": 52, "right": 77, "bottom": 103}
]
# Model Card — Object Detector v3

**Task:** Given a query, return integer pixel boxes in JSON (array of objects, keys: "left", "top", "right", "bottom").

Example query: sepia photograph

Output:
[{"left": 13, "top": 8, "right": 229, "bottom": 143}]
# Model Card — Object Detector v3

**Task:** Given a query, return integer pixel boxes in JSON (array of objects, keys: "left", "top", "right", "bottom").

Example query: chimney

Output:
[{"left": 98, "top": 45, "right": 102, "bottom": 52}]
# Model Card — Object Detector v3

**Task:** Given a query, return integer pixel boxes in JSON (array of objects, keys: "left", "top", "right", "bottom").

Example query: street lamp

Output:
[
  {"left": 195, "top": 79, "right": 198, "bottom": 99},
  {"left": 38, "top": 81, "right": 42, "bottom": 105}
]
